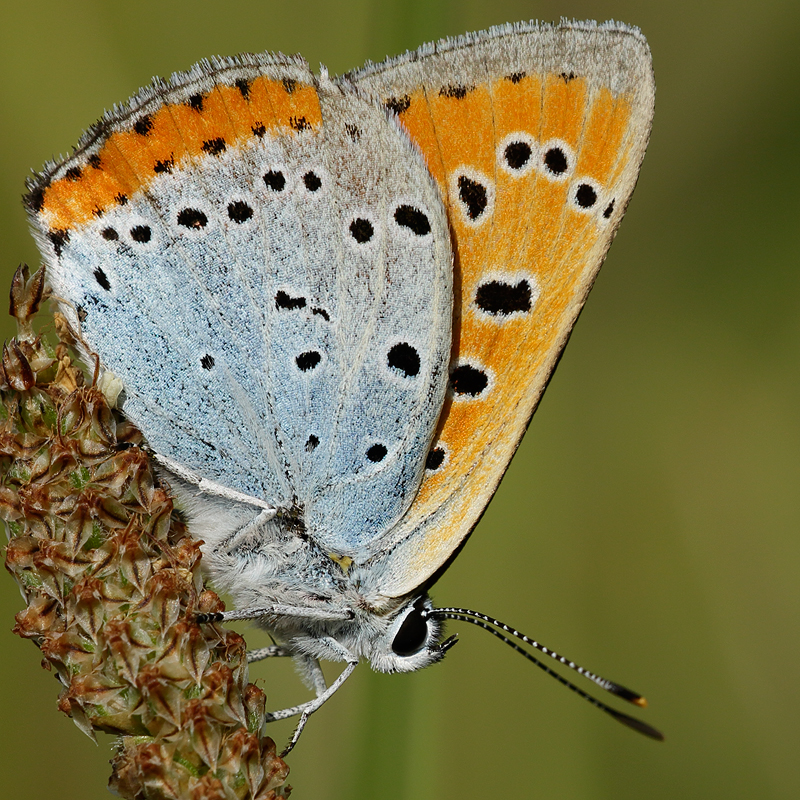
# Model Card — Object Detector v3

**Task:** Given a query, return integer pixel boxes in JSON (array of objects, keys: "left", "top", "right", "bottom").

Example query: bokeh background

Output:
[{"left": 1, "top": 0, "right": 798, "bottom": 798}]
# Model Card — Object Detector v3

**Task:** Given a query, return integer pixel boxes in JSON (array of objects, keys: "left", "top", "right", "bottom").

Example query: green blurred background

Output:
[{"left": 2, "top": 0, "right": 798, "bottom": 798}]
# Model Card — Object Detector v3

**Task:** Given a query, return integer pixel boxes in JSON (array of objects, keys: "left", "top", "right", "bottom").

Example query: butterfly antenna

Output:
[{"left": 427, "top": 607, "right": 664, "bottom": 741}]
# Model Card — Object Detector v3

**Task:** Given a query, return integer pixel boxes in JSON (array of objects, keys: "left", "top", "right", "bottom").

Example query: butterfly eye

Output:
[{"left": 391, "top": 605, "right": 429, "bottom": 656}]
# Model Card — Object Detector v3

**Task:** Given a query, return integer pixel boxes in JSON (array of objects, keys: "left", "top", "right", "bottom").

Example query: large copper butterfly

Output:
[{"left": 26, "top": 20, "right": 657, "bottom": 752}]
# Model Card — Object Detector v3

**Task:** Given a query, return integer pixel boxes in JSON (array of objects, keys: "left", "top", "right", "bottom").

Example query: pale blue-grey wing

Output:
[{"left": 29, "top": 55, "right": 452, "bottom": 552}]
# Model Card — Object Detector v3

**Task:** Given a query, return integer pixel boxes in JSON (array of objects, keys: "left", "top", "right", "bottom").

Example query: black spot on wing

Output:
[
  {"left": 458, "top": 175, "right": 488, "bottom": 220},
  {"left": 367, "top": 444, "right": 387, "bottom": 463},
  {"left": 177, "top": 208, "right": 208, "bottom": 229},
  {"left": 385, "top": 95, "right": 411, "bottom": 115},
  {"left": 264, "top": 170, "right": 286, "bottom": 191},
  {"left": 130, "top": 225, "right": 151, "bottom": 243},
  {"left": 425, "top": 447, "right": 445, "bottom": 471},
  {"left": 228, "top": 201, "right": 253, "bottom": 223},
  {"left": 394, "top": 205, "right": 430, "bottom": 235},
  {"left": 387, "top": 343, "right": 420, "bottom": 377},
  {"left": 450, "top": 364, "right": 488, "bottom": 397},
  {"left": 276, "top": 291, "right": 306, "bottom": 311},
  {"left": 475, "top": 280, "right": 532, "bottom": 315},
  {"left": 93, "top": 268, "right": 111, "bottom": 291},
  {"left": 504, "top": 141, "right": 532, "bottom": 170},
  {"left": 349, "top": 218, "right": 374, "bottom": 243},
  {"left": 296, "top": 351, "right": 321, "bottom": 371},
  {"left": 202, "top": 137, "right": 227, "bottom": 156}
]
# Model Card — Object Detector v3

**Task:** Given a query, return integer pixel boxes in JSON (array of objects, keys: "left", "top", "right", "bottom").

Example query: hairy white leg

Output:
[
  {"left": 263, "top": 638, "right": 358, "bottom": 756},
  {"left": 247, "top": 644, "right": 293, "bottom": 662}
]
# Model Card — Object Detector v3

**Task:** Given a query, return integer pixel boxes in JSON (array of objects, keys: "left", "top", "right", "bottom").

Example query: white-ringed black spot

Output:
[
  {"left": 603, "top": 199, "right": 615, "bottom": 219},
  {"left": 303, "top": 171, "right": 322, "bottom": 191},
  {"left": 394, "top": 205, "right": 430, "bottom": 235},
  {"left": 264, "top": 170, "right": 285, "bottom": 191},
  {"left": 130, "top": 225, "right": 151, "bottom": 243},
  {"left": 450, "top": 364, "right": 488, "bottom": 397},
  {"left": 101, "top": 227, "right": 118, "bottom": 241},
  {"left": 367, "top": 444, "right": 387, "bottom": 463},
  {"left": 458, "top": 175, "right": 488, "bottom": 220},
  {"left": 228, "top": 201, "right": 253, "bottom": 223},
  {"left": 387, "top": 342, "right": 420, "bottom": 377},
  {"left": 504, "top": 141, "right": 532, "bottom": 170},
  {"left": 177, "top": 208, "right": 208, "bottom": 229},
  {"left": 543, "top": 147, "right": 569, "bottom": 176},
  {"left": 305, "top": 434, "right": 319, "bottom": 452},
  {"left": 475, "top": 280, "right": 532, "bottom": 315},
  {"left": 276, "top": 291, "right": 306, "bottom": 310},
  {"left": 94, "top": 268, "right": 111, "bottom": 291},
  {"left": 349, "top": 218, "right": 374, "bottom": 243},
  {"left": 296, "top": 351, "right": 321, "bottom": 371},
  {"left": 575, "top": 183, "right": 598, "bottom": 209},
  {"left": 200, "top": 354, "right": 215, "bottom": 370},
  {"left": 425, "top": 447, "right": 445, "bottom": 471}
]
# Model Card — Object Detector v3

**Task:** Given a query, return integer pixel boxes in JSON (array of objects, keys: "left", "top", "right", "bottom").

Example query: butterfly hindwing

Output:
[{"left": 346, "top": 21, "right": 655, "bottom": 597}]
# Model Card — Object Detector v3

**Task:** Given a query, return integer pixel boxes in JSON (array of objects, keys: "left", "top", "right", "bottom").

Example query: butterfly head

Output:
[{"left": 359, "top": 595, "right": 458, "bottom": 674}]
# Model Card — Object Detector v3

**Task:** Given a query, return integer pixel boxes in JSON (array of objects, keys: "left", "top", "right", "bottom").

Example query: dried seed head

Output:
[{"left": 1, "top": 267, "right": 290, "bottom": 799}]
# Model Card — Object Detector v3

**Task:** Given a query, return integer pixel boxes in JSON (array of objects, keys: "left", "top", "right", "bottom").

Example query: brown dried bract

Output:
[{"left": 1, "top": 266, "right": 290, "bottom": 799}]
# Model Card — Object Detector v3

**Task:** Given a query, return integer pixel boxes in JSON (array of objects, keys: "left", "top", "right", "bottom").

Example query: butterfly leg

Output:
[
  {"left": 247, "top": 644, "right": 294, "bottom": 663},
  {"left": 264, "top": 638, "right": 358, "bottom": 756},
  {"left": 218, "top": 507, "right": 276, "bottom": 553}
]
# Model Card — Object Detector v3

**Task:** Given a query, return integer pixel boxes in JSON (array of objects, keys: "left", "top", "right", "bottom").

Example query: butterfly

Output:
[{"left": 25, "top": 19, "right": 657, "bottom": 752}]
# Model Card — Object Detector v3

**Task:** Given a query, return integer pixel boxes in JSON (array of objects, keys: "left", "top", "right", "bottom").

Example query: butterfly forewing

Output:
[
  {"left": 28, "top": 56, "right": 453, "bottom": 550},
  {"left": 347, "top": 21, "right": 654, "bottom": 596}
]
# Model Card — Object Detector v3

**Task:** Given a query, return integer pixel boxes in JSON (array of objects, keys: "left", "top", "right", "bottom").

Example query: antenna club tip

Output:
[{"left": 633, "top": 696, "right": 648, "bottom": 709}]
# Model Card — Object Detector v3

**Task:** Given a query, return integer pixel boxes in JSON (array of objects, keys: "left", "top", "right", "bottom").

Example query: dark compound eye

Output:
[{"left": 391, "top": 605, "right": 429, "bottom": 657}]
